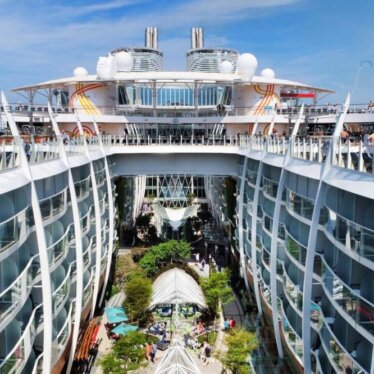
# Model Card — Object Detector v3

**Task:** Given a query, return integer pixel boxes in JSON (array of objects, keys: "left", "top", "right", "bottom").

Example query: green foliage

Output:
[
  {"left": 109, "top": 284, "right": 120, "bottom": 298},
  {"left": 220, "top": 328, "right": 258, "bottom": 374},
  {"left": 124, "top": 272, "right": 152, "bottom": 325},
  {"left": 139, "top": 240, "right": 192, "bottom": 277},
  {"left": 98, "top": 331, "right": 148, "bottom": 373},
  {"left": 197, "top": 331, "right": 218, "bottom": 346},
  {"left": 200, "top": 270, "right": 233, "bottom": 316}
]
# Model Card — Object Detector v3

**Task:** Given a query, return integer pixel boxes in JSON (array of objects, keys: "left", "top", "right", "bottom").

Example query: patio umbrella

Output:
[
  {"left": 105, "top": 307, "right": 129, "bottom": 324},
  {"left": 111, "top": 323, "right": 138, "bottom": 335}
]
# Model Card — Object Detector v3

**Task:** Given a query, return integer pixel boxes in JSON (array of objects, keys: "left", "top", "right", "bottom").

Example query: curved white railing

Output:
[
  {"left": 0, "top": 304, "right": 43, "bottom": 374},
  {"left": 0, "top": 254, "right": 40, "bottom": 330}
]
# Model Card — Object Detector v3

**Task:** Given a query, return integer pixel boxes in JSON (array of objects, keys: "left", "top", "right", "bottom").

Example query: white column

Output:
[
  {"left": 237, "top": 153, "right": 250, "bottom": 291},
  {"left": 75, "top": 116, "right": 103, "bottom": 319},
  {"left": 92, "top": 121, "right": 115, "bottom": 308},
  {"left": 302, "top": 95, "right": 350, "bottom": 373},
  {"left": 48, "top": 106, "right": 84, "bottom": 374},
  {"left": 2, "top": 92, "right": 53, "bottom": 374}
]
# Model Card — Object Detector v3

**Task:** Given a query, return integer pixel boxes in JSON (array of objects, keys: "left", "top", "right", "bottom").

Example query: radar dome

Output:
[
  {"left": 219, "top": 60, "right": 233, "bottom": 74},
  {"left": 236, "top": 53, "right": 258, "bottom": 81},
  {"left": 261, "top": 68, "right": 275, "bottom": 79},
  {"left": 115, "top": 51, "right": 133, "bottom": 72},
  {"left": 73, "top": 67, "right": 88, "bottom": 77}
]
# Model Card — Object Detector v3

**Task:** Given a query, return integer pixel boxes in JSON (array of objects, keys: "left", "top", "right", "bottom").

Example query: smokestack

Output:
[
  {"left": 145, "top": 27, "right": 158, "bottom": 48},
  {"left": 191, "top": 27, "right": 204, "bottom": 49}
]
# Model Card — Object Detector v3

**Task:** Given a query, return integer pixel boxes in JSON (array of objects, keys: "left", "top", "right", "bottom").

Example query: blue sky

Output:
[{"left": 1, "top": 0, "right": 373, "bottom": 103}]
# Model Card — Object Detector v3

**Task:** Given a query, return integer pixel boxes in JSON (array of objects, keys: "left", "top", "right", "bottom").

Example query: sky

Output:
[{"left": 0, "top": 0, "right": 373, "bottom": 103}]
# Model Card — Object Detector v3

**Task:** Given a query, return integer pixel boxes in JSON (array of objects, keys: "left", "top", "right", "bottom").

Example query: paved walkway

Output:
[{"left": 222, "top": 289, "right": 245, "bottom": 328}]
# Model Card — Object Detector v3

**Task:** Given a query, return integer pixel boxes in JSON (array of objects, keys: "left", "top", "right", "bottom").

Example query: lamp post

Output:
[{"left": 351, "top": 60, "right": 373, "bottom": 100}]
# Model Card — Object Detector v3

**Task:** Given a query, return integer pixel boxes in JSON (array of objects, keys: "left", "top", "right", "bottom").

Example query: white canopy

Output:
[
  {"left": 149, "top": 268, "right": 207, "bottom": 310},
  {"left": 152, "top": 203, "right": 199, "bottom": 231},
  {"left": 155, "top": 342, "right": 201, "bottom": 374}
]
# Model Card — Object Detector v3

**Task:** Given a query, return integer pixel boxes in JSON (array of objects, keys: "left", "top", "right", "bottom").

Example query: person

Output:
[
  {"left": 146, "top": 341, "right": 153, "bottom": 361},
  {"left": 223, "top": 318, "right": 230, "bottom": 331},
  {"left": 200, "top": 259, "right": 206, "bottom": 272},
  {"left": 203, "top": 342, "right": 212, "bottom": 366},
  {"left": 229, "top": 317, "right": 236, "bottom": 328},
  {"left": 197, "top": 321, "right": 204, "bottom": 335},
  {"left": 340, "top": 129, "right": 349, "bottom": 143},
  {"left": 161, "top": 329, "right": 167, "bottom": 343},
  {"left": 150, "top": 342, "right": 157, "bottom": 363}
]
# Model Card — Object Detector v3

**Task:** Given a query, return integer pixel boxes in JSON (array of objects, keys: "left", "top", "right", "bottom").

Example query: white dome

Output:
[
  {"left": 73, "top": 66, "right": 88, "bottom": 77},
  {"left": 219, "top": 60, "right": 233, "bottom": 74},
  {"left": 261, "top": 68, "right": 275, "bottom": 79},
  {"left": 236, "top": 53, "right": 258, "bottom": 81},
  {"left": 115, "top": 51, "right": 133, "bottom": 72}
]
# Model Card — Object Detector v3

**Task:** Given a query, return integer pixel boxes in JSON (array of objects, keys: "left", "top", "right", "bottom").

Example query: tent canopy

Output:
[
  {"left": 104, "top": 307, "right": 128, "bottom": 324},
  {"left": 149, "top": 268, "right": 207, "bottom": 310},
  {"left": 155, "top": 342, "right": 201, "bottom": 374},
  {"left": 111, "top": 323, "right": 138, "bottom": 335}
]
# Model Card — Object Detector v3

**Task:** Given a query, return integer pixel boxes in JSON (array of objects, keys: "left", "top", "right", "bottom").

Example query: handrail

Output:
[{"left": 0, "top": 304, "right": 43, "bottom": 373}]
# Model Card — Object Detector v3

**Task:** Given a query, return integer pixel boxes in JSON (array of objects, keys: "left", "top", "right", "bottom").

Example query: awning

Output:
[
  {"left": 104, "top": 307, "right": 129, "bottom": 324},
  {"left": 149, "top": 268, "right": 207, "bottom": 310},
  {"left": 155, "top": 342, "right": 201, "bottom": 374},
  {"left": 111, "top": 323, "right": 138, "bottom": 335}
]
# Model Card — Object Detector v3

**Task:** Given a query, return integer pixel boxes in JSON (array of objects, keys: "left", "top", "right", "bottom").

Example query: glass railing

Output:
[
  {"left": 324, "top": 210, "right": 374, "bottom": 263},
  {"left": 0, "top": 304, "right": 43, "bottom": 374},
  {"left": 47, "top": 223, "right": 73, "bottom": 268},
  {"left": 83, "top": 270, "right": 94, "bottom": 307},
  {"left": 278, "top": 297, "right": 304, "bottom": 363},
  {"left": 81, "top": 206, "right": 93, "bottom": 235},
  {"left": 31, "top": 353, "right": 43, "bottom": 374},
  {"left": 95, "top": 168, "right": 106, "bottom": 187},
  {"left": 0, "top": 206, "right": 32, "bottom": 252},
  {"left": 39, "top": 189, "right": 67, "bottom": 221},
  {"left": 286, "top": 189, "right": 314, "bottom": 220},
  {"left": 52, "top": 266, "right": 72, "bottom": 315},
  {"left": 262, "top": 177, "right": 278, "bottom": 199},
  {"left": 283, "top": 264, "right": 303, "bottom": 312},
  {"left": 0, "top": 254, "right": 39, "bottom": 326},
  {"left": 246, "top": 170, "right": 257, "bottom": 186},
  {"left": 284, "top": 232, "right": 306, "bottom": 266},
  {"left": 74, "top": 176, "right": 91, "bottom": 200},
  {"left": 99, "top": 194, "right": 107, "bottom": 215},
  {"left": 51, "top": 303, "right": 73, "bottom": 366},
  {"left": 320, "top": 257, "right": 374, "bottom": 336},
  {"left": 320, "top": 321, "right": 366, "bottom": 374}
]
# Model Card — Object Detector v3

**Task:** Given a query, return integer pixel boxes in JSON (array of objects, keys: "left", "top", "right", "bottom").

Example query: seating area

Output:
[{"left": 74, "top": 318, "right": 101, "bottom": 362}]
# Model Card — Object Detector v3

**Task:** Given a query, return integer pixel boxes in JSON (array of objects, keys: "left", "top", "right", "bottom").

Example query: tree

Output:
[
  {"left": 124, "top": 272, "right": 152, "bottom": 324},
  {"left": 139, "top": 240, "right": 192, "bottom": 277},
  {"left": 200, "top": 270, "right": 233, "bottom": 316},
  {"left": 220, "top": 328, "right": 258, "bottom": 374},
  {"left": 98, "top": 331, "right": 148, "bottom": 373}
]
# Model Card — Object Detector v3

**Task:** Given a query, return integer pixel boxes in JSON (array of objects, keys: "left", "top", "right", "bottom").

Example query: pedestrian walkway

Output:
[{"left": 222, "top": 289, "right": 245, "bottom": 327}]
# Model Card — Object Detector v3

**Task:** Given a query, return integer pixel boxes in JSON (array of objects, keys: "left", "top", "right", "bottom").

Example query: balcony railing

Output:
[
  {"left": 0, "top": 304, "right": 43, "bottom": 374},
  {"left": 320, "top": 255, "right": 374, "bottom": 336},
  {"left": 0, "top": 254, "right": 39, "bottom": 328},
  {"left": 39, "top": 188, "right": 67, "bottom": 221},
  {"left": 47, "top": 223, "right": 74, "bottom": 269},
  {"left": 52, "top": 265, "right": 72, "bottom": 316},
  {"left": 320, "top": 320, "right": 366, "bottom": 374},
  {"left": 0, "top": 205, "right": 32, "bottom": 252},
  {"left": 51, "top": 303, "right": 73, "bottom": 366},
  {"left": 0, "top": 139, "right": 22, "bottom": 172}
]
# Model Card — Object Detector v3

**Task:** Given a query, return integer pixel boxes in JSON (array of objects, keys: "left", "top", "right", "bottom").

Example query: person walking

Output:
[
  {"left": 150, "top": 342, "right": 157, "bottom": 363},
  {"left": 229, "top": 317, "right": 236, "bottom": 328}
]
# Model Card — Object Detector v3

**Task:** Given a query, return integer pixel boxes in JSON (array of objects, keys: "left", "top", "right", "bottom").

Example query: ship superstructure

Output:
[{"left": 0, "top": 28, "right": 373, "bottom": 374}]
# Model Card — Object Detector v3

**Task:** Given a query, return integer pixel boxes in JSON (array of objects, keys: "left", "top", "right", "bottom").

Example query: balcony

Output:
[
  {"left": 51, "top": 303, "right": 73, "bottom": 366},
  {"left": 74, "top": 176, "right": 91, "bottom": 201},
  {"left": 0, "top": 304, "right": 43, "bottom": 374},
  {"left": 39, "top": 189, "right": 67, "bottom": 221},
  {"left": 0, "top": 206, "right": 32, "bottom": 253},
  {"left": 324, "top": 210, "right": 374, "bottom": 264},
  {"left": 320, "top": 321, "right": 366, "bottom": 374},
  {"left": 278, "top": 298, "right": 304, "bottom": 364},
  {"left": 47, "top": 223, "right": 74, "bottom": 271},
  {"left": 52, "top": 266, "right": 72, "bottom": 316},
  {"left": 0, "top": 254, "right": 40, "bottom": 329},
  {"left": 320, "top": 256, "right": 374, "bottom": 337}
]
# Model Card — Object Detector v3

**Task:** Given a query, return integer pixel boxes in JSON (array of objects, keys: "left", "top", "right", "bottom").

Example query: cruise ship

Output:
[{"left": 0, "top": 27, "right": 373, "bottom": 374}]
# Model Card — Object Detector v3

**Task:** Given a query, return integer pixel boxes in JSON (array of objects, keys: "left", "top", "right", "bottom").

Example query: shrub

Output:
[{"left": 98, "top": 331, "right": 148, "bottom": 373}]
